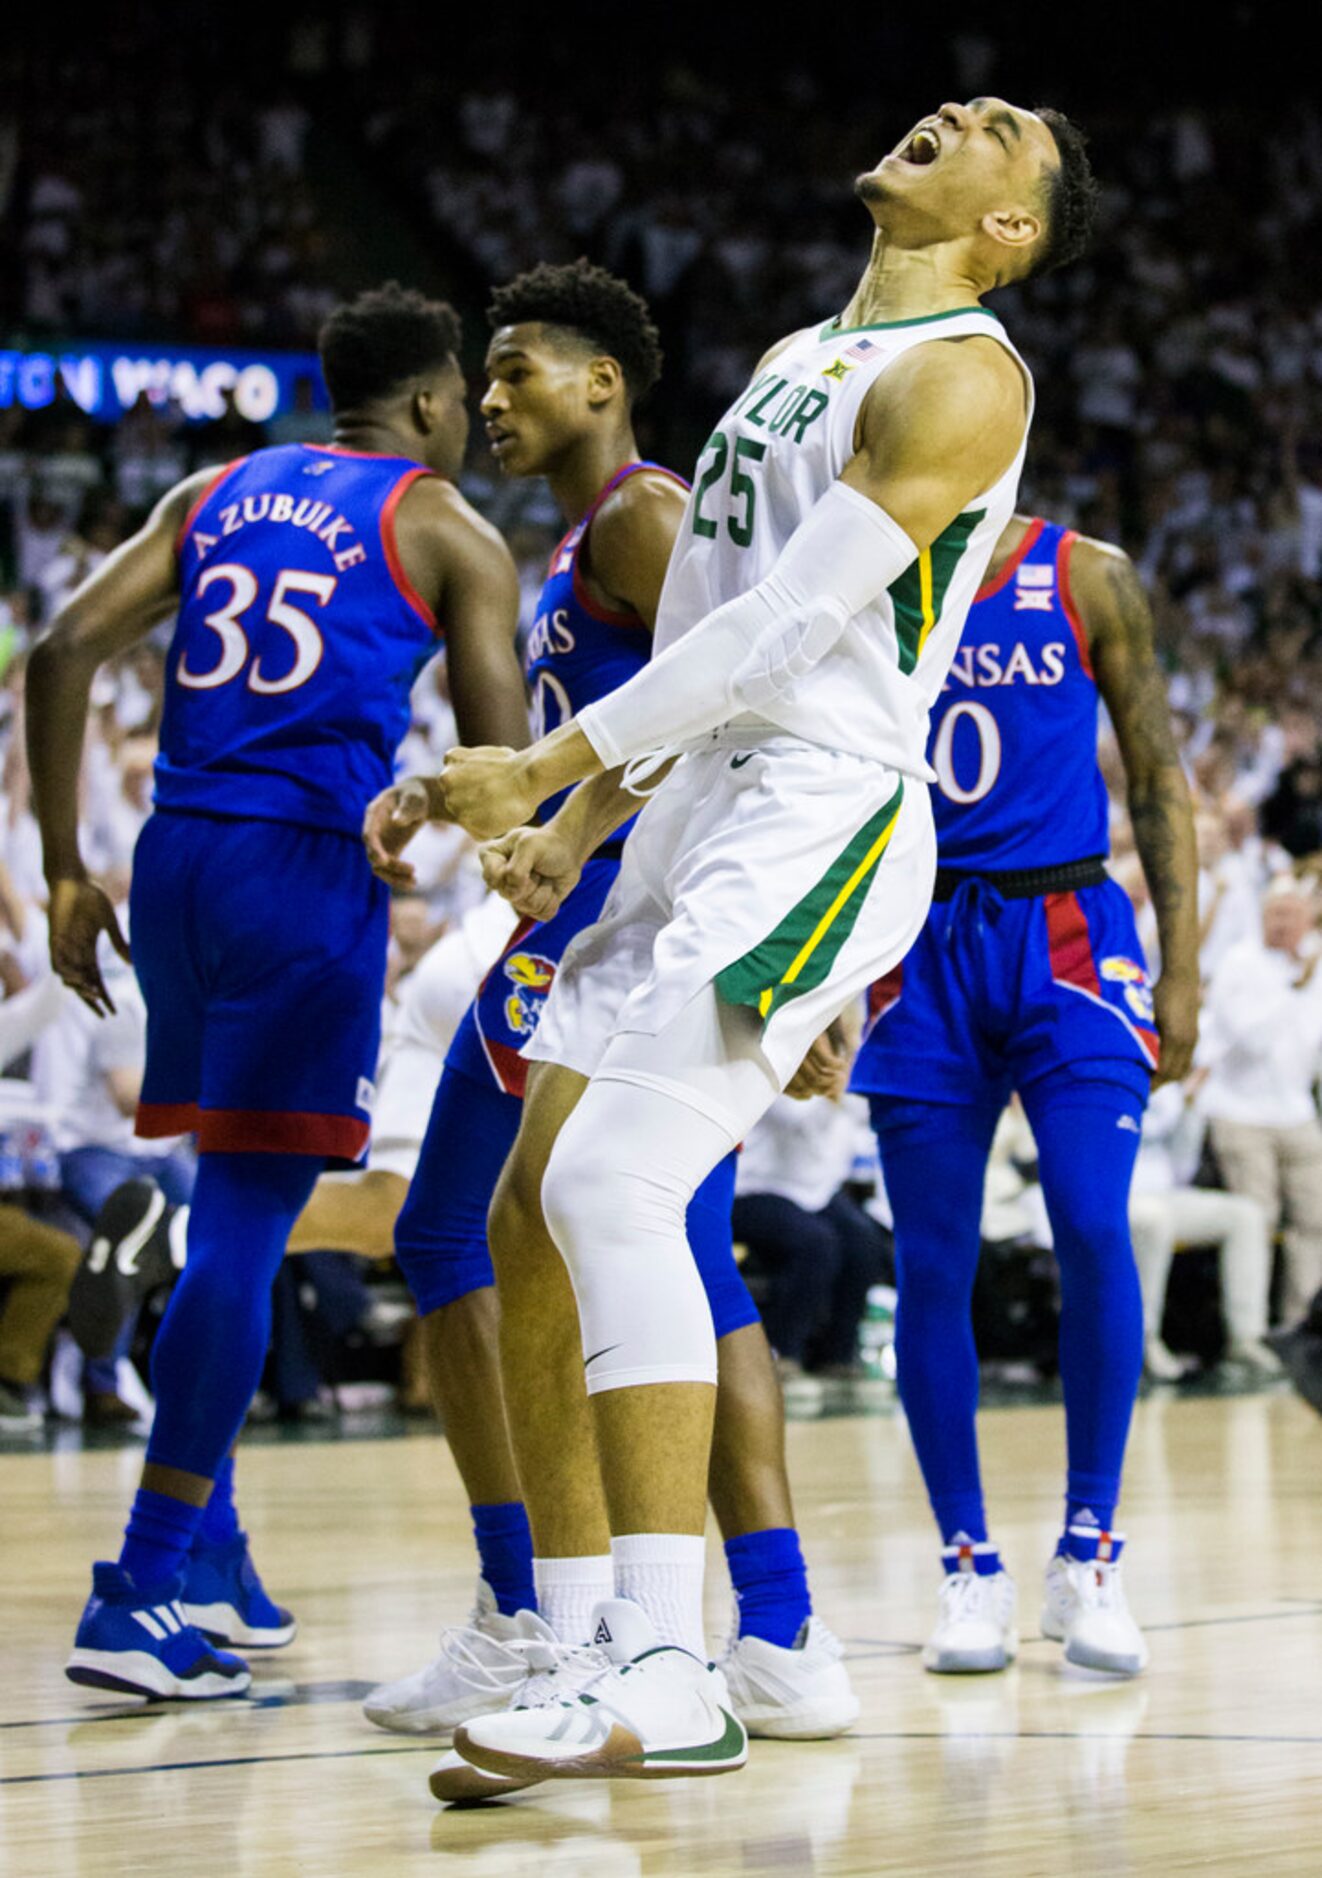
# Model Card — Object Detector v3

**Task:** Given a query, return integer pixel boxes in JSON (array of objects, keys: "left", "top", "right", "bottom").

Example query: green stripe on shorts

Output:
[{"left": 716, "top": 779, "right": 905, "bottom": 1023}]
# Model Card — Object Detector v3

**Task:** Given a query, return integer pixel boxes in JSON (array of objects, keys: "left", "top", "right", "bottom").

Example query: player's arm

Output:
[
  {"left": 395, "top": 479, "right": 529, "bottom": 750},
  {"left": 362, "top": 481, "right": 528, "bottom": 884},
  {"left": 1077, "top": 538, "right": 1200, "bottom": 1084},
  {"left": 441, "top": 337, "right": 1027, "bottom": 840},
  {"left": 25, "top": 469, "right": 213, "bottom": 1015}
]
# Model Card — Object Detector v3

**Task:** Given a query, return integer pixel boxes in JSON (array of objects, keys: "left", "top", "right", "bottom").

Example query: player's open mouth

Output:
[
  {"left": 895, "top": 125, "right": 942, "bottom": 167},
  {"left": 487, "top": 428, "right": 515, "bottom": 452}
]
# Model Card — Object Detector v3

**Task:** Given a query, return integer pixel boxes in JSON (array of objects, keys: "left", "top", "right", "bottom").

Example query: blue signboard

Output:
[{"left": 0, "top": 342, "right": 328, "bottom": 425}]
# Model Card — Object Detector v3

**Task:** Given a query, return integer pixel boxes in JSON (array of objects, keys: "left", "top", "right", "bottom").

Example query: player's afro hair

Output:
[
  {"left": 1031, "top": 108, "right": 1100, "bottom": 276},
  {"left": 318, "top": 282, "right": 463, "bottom": 412},
  {"left": 486, "top": 260, "right": 663, "bottom": 403}
]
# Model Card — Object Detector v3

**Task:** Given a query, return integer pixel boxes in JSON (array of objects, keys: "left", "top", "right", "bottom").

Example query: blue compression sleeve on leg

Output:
[
  {"left": 1022, "top": 1069, "right": 1147, "bottom": 1539},
  {"left": 871, "top": 1097, "right": 1002, "bottom": 1548},
  {"left": 471, "top": 1502, "right": 536, "bottom": 1616},
  {"left": 393, "top": 1066, "right": 517, "bottom": 1316},
  {"left": 144, "top": 1152, "right": 322, "bottom": 1480},
  {"left": 725, "top": 1526, "right": 812, "bottom": 1648},
  {"left": 688, "top": 1149, "right": 761, "bottom": 1340}
]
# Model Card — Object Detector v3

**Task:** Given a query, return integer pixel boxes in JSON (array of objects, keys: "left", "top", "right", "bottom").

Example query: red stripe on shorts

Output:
[
  {"left": 1044, "top": 890, "right": 1101, "bottom": 997},
  {"left": 136, "top": 1101, "right": 202, "bottom": 1139},
  {"left": 196, "top": 1108, "right": 370, "bottom": 1158}
]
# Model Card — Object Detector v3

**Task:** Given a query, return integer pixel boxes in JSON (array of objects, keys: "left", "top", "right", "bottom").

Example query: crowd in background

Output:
[{"left": 3, "top": 14, "right": 1322, "bottom": 1428}]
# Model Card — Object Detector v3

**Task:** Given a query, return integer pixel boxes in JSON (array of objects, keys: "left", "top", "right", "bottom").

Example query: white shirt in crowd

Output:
[
  {"left": 735, "top": 1094, "right": 867, "bottom": 1216},
  {"left": 31, "top": 957, "right": 174, "bottom": 1157},
  {"left": 1132, "top": 1081, "right": 1206, "bottom": 1194},
  {"left": 1198, "top": 936, "right": 1322, "bottom": 1129}
]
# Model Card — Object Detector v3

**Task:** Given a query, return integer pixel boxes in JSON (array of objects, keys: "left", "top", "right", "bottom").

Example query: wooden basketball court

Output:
[{"left": 4, "top": 1386, "right": 1321, "bottom": 1875}]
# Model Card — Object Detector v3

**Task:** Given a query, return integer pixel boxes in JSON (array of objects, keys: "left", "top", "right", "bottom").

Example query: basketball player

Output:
[
  {"left": 850, "top": 514, "right": 1198, "bottom": 1678},
  {"left": 394, "top": 100, "right": 1099, "bottom": 1782},
  {"left": 359, "top": 265, "right": 858, "bottom": 1797},
  {"left": 26, "top": 283, "right": 529, "bottom": 1699}
]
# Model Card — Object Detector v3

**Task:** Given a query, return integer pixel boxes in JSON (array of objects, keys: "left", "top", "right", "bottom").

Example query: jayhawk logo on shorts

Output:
[
  {"left": 503, "top": 952, "right": 557, "bottom": 1038},
  {"left": 1101, "top": 955, "right": 1154, "bottom": 1024}
]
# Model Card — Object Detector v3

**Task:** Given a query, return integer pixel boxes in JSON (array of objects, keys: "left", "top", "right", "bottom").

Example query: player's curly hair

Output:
[
  {"left": 486, "top": 260, "right": 663, "bottom": 403},
  {"left": 318, "top": 282, "right": 463, "bottom": 412},
  {"left": 1031, "top": 108, "right": 1100, "bottom": 276}
]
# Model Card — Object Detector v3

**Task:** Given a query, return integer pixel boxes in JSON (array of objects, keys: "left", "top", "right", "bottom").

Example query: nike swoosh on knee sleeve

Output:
[{"left": 584, "top": 1345, "right": 623, "bottom": 1369}]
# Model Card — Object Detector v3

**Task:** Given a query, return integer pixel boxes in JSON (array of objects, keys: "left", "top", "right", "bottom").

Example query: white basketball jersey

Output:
[{"left": 655, "top": 306, "right": 1034, "bottom": 776}]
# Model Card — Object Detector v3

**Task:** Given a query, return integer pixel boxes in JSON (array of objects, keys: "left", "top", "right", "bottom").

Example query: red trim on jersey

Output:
[
  {"left": 198, "top": 1107, "right": 370, "bottom": 1158},
  {"left": 174, "top": 460, "right": 245, "bottom": 559},
  {"left": 136, "top": 1101, "right": 201, "bottom": 1139},
  {"left": 973, "top": 516, "right": 1047, "bottom": 602},
  {"left": 1044, "top": 891, "right": 1101, "bottom": 997},
  {"left": 306, "top": 443, "right": 394, "bottom": 459},
  {"left": 1056, "top": 530, "right": 1094, "bottom": 678},
  {"left": 380, "top": 467, "right": 442, "bottom": 636},
  {"left": 572, "top": 462, "right": 691, "bottom": 632}
]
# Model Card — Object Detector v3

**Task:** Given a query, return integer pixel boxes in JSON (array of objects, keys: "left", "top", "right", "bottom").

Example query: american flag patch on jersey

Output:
[{"left": 845, "top": 338, "right": 878, "bottom": 361}]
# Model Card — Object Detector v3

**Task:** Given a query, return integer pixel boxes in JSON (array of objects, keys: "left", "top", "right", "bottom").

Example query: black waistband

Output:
[{"left": 932, "top": 855, "right": 1109, "bottom": 902}]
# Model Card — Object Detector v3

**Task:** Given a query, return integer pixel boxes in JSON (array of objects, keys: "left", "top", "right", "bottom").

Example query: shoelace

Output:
[
  {"left": 509, "top": 1638, "right": 612, "bottom": 1709},
  {"left": 432, "top": 1624, "right": 533, "bottom": 1697},
  {"left": 941, "top": 1571, "right": 998, "bottom": 1623},
  {"left": 1074, "top": 1560, "right": 1125, "bottom": 1612}
]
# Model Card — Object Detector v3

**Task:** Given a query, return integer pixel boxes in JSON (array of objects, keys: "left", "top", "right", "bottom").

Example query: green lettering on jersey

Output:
[
  {"left": 783, "top": 388, "right": 829, "bottom": 443},
  {"left": 743, "top": 377, "right": 788, "bottom": 427}
]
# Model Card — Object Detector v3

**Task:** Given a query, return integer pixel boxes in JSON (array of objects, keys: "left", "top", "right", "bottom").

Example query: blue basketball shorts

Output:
[
  {"left": 850, "top": 874, "right": 1156, "bottom": 1111},
  {"left": 131, "top": 808, "right": 388, "bottom": 1158},
  {"left": 445, "top": 853, "right": 619, "bottom": 1097}
]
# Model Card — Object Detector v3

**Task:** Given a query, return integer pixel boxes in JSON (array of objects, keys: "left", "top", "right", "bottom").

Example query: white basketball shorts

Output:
[{"left": 527, "top": 733, "right": 936, "bottom": 1093}]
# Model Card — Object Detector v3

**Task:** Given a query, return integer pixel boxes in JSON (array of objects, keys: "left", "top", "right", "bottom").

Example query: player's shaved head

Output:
[
  {"left": 487, "top": 260, "right": 663, "bottom": 404},
  {"left": 319, "top": 282, "right": 463, "bottom": 413}
]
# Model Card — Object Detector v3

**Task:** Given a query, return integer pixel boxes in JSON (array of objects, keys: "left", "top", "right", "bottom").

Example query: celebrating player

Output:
[
  {"left": 360, "top": 263, "right": 858, "bottom": 1801},
  {"left": 850, "top": 514, "right": 1197, "bottom": 1677},
  {"left": 393, "top": 98, "right": 1098, "bottom": 1784},
  {"left": 26, "top": 283, "right": 529, "bottom": 1699}
]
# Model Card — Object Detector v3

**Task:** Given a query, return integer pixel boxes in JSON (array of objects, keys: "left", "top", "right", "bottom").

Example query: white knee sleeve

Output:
[{"left": 540, "top": 1078, "right": 737, "bottom": 1395}]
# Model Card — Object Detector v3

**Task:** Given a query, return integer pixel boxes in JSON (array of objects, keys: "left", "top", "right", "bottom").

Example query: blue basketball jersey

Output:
[
  {"left": 157, "top": 443, "right": 443, "bottom": 834},
  {"left": 525, "top": 460, "right": 685, "bottom": 825},
  {"left": 929, "top": 518, "right": 1109, "bottom": 871}
]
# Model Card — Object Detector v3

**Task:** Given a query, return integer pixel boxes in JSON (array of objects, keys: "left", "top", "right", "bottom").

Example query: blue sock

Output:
[
  {"left": 940, "top": 1537, "right": 1005, "bottom": 1575},
  {"left": 119, "top": 1488, "right": 206, "bottom": 1589},
  {"left": 196, "top": 1455, "right": 241, "bottom": 1549},
  {"left": 725, "top": 1527, "right": 812, "bottom": 1648},
  {"left": 471, "top": 1502, "right": 535, "bottom": 1616}
]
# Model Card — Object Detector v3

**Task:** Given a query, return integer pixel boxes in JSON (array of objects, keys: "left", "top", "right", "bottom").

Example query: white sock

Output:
[
  {"left": 533, "top": 1555, "right": 614, "bottom": 1643},
  {"left": 611, "top": 1533, "right": 706, "bottom": 1657}
]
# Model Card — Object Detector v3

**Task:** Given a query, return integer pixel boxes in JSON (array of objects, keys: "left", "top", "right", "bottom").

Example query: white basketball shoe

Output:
[
  {"left": 429, "top": 1613, "right": 610, "bottom": 1802},
  {"left": 923, "top": 1542, "right": 1018, "bottom": 1674},
  {"left": 362, "top": 1579, "right": 528, "bottom": 1737},
  {"left": 719, "top": 1615, "right": 860, "bottom": 1738},
  {"left": 453, "top": 1598, "right": 747, "bottom": 1784},
  {"left": 1041, "top": 1528, "right": 1148, "bottom": 1677}
]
